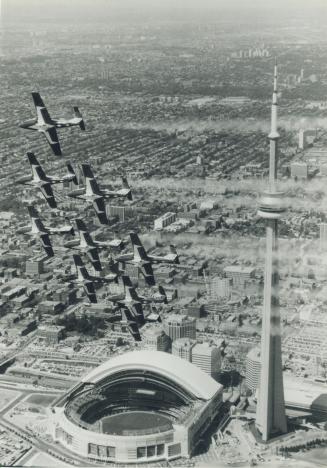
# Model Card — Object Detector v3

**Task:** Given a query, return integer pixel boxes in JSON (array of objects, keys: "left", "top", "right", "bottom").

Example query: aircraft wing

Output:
[
  {"left": 83, "top": 280, "right": 97, "bottom": 304},
  {"left": 39, "top": 233, "right": 54, "bottom": 257},
  {"left": 32, "top": 92, "right": 53, "bottom": 124},
  {"left": 39, "top": 183, "right": 57, "bottom": 209},
  {"left": 43, "top": 126, "right": 62, "bottom": 156},
  {"left": 129, "top": 301, "right": 144, "bottom": 320},
  {"left": 86, "top": 247, "right": 102, "bottom": 272},
  {"left": 141, "top": 262, "right": 155, "bottom": 286},
  {"left": 126, "top": 321, "right": 141, "bottom": 341},
  {"left": 121, "top": 308, "right": 141, "bottom": 341},
  {"left": 93, "top": 196, "right": 108, "bottom": 225}
]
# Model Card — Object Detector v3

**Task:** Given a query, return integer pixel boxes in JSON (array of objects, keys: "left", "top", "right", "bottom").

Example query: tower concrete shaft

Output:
[{"left": 255, "top": 61, "right": 287, "bottom": 442}]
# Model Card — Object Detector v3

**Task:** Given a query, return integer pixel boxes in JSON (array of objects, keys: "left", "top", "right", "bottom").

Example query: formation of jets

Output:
[
  {"left": 18, "top": 92, "right": 180, "bottom": 341},
  {"left": 88, "top": 275, "right": 167, "bottom": 342}
]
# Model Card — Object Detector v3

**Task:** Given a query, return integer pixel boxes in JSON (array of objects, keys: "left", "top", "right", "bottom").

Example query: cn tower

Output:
[{"left": 255, "top": 61, "right": 287, "bottom": 442}]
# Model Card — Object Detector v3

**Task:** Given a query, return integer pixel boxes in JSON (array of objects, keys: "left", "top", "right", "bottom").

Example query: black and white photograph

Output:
[{"left": 1, "top": 0, "right": 327, "bottom": 467}]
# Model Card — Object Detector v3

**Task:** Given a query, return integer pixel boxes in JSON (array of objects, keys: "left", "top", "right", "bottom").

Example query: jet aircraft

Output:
[
  {"left": 67, "top": 172, "right": 109, "bottom": 225},
  {"left": 20, "top": 92, "right": 85, "bottom": 156},
  {"left": 81, "top": 164, "right": 132, "bottom": 201},
  {"left": 116, "top": 232, "right": 179, "bottom": 281},
  {"left": 27, "top": 205, "right": 75, "bottom": 257},
  {"left": 17, "top": 152, "right": 77, "bottom": 208},
  {"left": 72, "top": 254, "right": 119, "bottom": 303},
  {"left": 68, "top": 164, "right": 132, "bottom": 203}
]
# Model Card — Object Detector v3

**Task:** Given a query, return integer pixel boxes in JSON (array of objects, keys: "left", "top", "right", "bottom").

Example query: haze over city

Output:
[{"left": 2, "top": 0, "right": 327, "bottom": 22}]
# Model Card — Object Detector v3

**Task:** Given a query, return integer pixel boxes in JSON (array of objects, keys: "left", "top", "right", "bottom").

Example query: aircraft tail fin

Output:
[{"left": 73, "top": 106, "right": 85, "bottom": 130}]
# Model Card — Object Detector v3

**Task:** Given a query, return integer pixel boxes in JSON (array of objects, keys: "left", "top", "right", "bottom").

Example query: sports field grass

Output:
[{"left": 101, "top": 411, "right": 172, "bottom": 435}]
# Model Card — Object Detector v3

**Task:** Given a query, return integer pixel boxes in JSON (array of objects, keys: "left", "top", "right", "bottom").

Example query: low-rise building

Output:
[{"left": 37, "top": 325, "right": 66, "bottom": 344}]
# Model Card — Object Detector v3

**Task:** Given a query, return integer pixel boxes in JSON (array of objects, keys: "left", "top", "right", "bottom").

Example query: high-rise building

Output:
[
  {"left": 172, "top": 337, "right": 196, "bottom": 361},
  {"left": 245, "top": 347, "right": 261, "bottom": 392},
  {"left": 210, "top": 277, "right": 232, "bottom": 299},
  {"left": 25, "top": 257, "right": 44, "bottom": 277},
  {"left": 224, "top": 265, "right": 255, "bottom": 287},
  {"left": 255, "top": 63, "right": 287, "bottom": 442},
  {"left": 172, "top": 338, "right": 221, "bottom": 379},
  {"left": 191, "top": 342, "right": 221, "bottom": 379},
  {"left": 163, "top": 314, "right": 196, "bottom": 342},
  {"left": 298, "top": 129, "right": 305, "bottom": 150},
  {"left": 107, "top": 205, "right": 135, "bottom": 222}
]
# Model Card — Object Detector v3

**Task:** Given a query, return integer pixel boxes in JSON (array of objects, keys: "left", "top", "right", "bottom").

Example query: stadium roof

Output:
[
  {"left": 284, "top": 375, "right": 327, "bottom": 412},
  {"left": 82, "top": 350, "right": 222, "bottom": 400}
]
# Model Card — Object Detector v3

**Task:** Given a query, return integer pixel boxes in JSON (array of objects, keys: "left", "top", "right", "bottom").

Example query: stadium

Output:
[{"left": 52, "top": 351, "right": 223, "bottom": 464}]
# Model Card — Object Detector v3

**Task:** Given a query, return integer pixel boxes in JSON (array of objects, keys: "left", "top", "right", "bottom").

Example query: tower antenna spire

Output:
[{"left": 268, "top": 59, "right": 279, "bottom": 189}]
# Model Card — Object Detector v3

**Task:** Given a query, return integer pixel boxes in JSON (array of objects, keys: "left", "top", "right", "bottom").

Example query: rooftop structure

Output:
[
  {"left": 163, "top": 314, "right": 196, "bottom": 342},
  {"left": 154, "top": 212, "right": 177, "bottom": 231}
]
